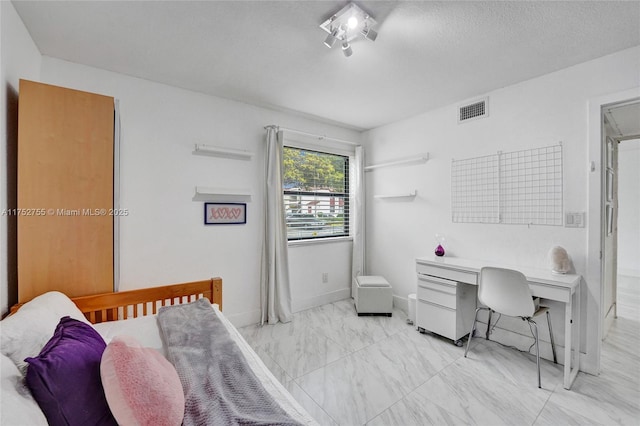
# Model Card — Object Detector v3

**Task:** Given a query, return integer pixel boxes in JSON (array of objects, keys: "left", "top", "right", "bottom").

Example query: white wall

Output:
[
  {"left": 618, "top": 139, "right": 640, "bottom": 277},
  {"left": 289, "top": 239, "right": 352, "bottom": 312},
  {"left": 363, "top": 46, "right": 640, "bottom": 372},
  {"left": 0, "top": 1, "right": 42, "bottom": 316},
  {"left": 1, "top": 50, "right": 359, "bottom": 324}
]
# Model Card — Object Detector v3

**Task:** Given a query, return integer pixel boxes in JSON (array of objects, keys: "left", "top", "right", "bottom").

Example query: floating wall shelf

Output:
[
  {"left": 193, "top": 186, "right": 253, "bottom": 202},
  {"left": 374, "top": 191, "right": 417, "bottom": 200},
  {"left": 365, "top": 153, "right": 429, "bottom": 172},
  {"left": 193, "top": 144, "right": 254, "bottom": 160}
]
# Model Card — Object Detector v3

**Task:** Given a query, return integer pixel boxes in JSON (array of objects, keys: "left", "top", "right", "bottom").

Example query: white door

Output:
[{"left": 602, "top": 136, "right": 618, "bottom": 339}]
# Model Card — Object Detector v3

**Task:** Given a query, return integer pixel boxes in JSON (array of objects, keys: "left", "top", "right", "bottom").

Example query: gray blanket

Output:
[{"left": 157, "top": 298, "right": 303, "bottom": 426}]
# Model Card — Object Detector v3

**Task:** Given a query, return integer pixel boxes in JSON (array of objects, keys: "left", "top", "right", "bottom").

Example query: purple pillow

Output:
[{"left": 25, "top": 316, "right": 117, "bottom": 426}]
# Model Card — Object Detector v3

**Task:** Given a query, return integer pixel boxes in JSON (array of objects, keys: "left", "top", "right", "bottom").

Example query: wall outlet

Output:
[{"left": 322, "top": 272, "right": 329, "bottom": 283}]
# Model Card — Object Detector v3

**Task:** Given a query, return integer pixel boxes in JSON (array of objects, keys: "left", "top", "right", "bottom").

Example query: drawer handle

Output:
[
  {"left": 418, "top": 284, "right": 456, "bottom": 295},
  {"left": 417, "top": 298, "right": 455, "bottom": 312},
  {"left": 417, "top": 275, "right": 457, "bottom": 286}
]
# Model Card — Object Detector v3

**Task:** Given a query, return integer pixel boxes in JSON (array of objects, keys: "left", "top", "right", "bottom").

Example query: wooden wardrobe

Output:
[{"left": 17, "top": 80, "right": 115, "bottom": 302}]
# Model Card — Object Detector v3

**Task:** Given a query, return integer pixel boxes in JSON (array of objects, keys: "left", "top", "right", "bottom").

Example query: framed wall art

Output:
[{"left": 204, "top": 203, "right": 247, "bottom": 225}]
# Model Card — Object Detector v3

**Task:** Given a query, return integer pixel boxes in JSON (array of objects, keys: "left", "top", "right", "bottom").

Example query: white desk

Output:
[{"left": 415, "top": 256, "right": 581, "bottom": 390}]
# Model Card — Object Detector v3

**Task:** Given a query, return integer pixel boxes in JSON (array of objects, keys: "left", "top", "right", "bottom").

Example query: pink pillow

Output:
[{"left": 100, "top": 335, "right": 184, "bottom": 426}]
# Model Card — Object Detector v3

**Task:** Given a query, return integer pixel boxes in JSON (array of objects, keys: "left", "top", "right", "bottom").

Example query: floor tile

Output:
[
  {"left": 295, "top": 301, "right": 354, "bottom": 329},
  {"left": 601, "top": 317, "right": 640, "bottom": 366},
  {"left": 259, "top": 326, "right": 350, "bottom": 379},
  {"left": 404, "top": 328, "right": 466, "bottom": 364},
  {"left": 353, "top": 330, "right": 456, "bottom": 394},
  {"left": 367, "top": 386, "right": 469, "bottom": 426},
  {"left": 296, "top": 353, "right": 406, "bottom": 425},
  {"left": 320, "top": 315, "right": 390, "bottom": 353},
  {"left": 617, "top": 275, "right": 640, "bottom": 321},
  {"left": 543, "top": 384, "right": 640, "bottom": 425},
  {"left": 331, "top": 299, "right": 360, "bottom": 319},
  {"left": 244, "top": 297, "right": 640, "bottom": 426},
  {"left": 533, "top": 399, "right": 603, "bottom": 426},
  {"left": 252, "top": 345, "right": 292, "bottom": 385},
  {"left": 463, "top": 337, "right": 563, "bottom": 390},
  {"left": 238, "top": 317, "right": 309, "bottom": 349},
  {"left": 368, "top": 308, "right": 411, "bottom": 337},
  {"left": 553, "top": 366, "right": 640, "bottom": 423},
  {"left": 413, "top": 360, "right": 551, "bottom": 425},
  {"left": 284, "top": 379, "right": 338, "bottom": 426}
]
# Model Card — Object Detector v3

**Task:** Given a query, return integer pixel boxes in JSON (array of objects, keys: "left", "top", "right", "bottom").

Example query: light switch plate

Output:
[{"left": 565, "top": 212, "right": 585, "bottom": 228}]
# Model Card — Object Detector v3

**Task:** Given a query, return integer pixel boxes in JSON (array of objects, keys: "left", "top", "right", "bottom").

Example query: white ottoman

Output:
[{"left": 355, "top": 276, "right": 393, "bottom": 316}]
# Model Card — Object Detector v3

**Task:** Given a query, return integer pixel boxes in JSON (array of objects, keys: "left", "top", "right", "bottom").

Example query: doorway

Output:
[
  {"left": 615, "top": 137, "right": 640, "bottom": 321},
  {"left": 601, "top": 100, "right": 640, "bottom": 338}
]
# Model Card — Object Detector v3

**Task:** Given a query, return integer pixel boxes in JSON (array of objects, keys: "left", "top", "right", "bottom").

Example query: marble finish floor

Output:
[
  {"left": 239, "top": 299, "right": 640, "bottom": 425},
  {"left": 617, "top": 274, "right": 640, "bottom": 322}
]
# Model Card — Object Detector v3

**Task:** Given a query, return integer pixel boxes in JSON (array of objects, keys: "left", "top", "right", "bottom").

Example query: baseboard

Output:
[
  {"left": 393, "top": 294, "right": 409, "bottom": 315},
  {"left": 292, "top": 288, "right": 351, "bottom": 313},
  {"left": 473, "top": 321, "right": 567, "bottom": 365},
  {"left": 227, "top": 288, "right": 351, "bottom": 328},
  {"left": 618, "top": 268, "right": 640, "bottom": 278},
  {"left": 226, "top": 308, "right": 261, "bottom": 329}
]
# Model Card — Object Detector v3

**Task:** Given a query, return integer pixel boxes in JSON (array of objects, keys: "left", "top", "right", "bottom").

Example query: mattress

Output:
[
  {"left": 93, "top": 305, "right": 318, "bottom": 426},
  {"left": 1, "top": 301, "right": 317, "bottom": 426}
]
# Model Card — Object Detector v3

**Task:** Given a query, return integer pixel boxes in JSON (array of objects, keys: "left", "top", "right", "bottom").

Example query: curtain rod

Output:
[{"left": 267, "top": 125, "right": 360, "bottom": 146}]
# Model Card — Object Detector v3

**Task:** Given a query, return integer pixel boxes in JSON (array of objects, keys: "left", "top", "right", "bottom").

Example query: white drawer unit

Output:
[
  {"left": 415, "top": 272, "right": 477, "bottom": 346},
  {"left": 417, "top": 275, "right": 457, "bottom": 309}
]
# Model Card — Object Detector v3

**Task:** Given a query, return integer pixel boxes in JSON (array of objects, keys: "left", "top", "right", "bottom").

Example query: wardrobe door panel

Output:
[{"left": 18, "top": 80, "right": 114, "bottom": 302}]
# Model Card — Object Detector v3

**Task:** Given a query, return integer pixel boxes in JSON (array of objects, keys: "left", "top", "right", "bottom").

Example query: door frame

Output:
[
  {"left": 601, "top": 134, "right": 618, "bottom": 339},
  {"left": 587, "top": 87, "right": 640, "bottom": 375}
]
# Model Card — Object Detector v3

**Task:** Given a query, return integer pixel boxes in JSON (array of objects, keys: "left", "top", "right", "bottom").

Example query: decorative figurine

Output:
[
  {"left": 435, "top": 234, "right": 446, "bottom": 257},
  {"left": 548, "top": 246, "right": 570, "bottom": 274}
]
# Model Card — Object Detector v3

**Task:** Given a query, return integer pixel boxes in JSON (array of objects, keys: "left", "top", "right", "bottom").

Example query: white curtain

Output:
[
  {"left": 260, "top": 126, "right": 293, "bottom": 324},
  {"left": 351, "top": 145, "right": 366, "bottom": 297}
]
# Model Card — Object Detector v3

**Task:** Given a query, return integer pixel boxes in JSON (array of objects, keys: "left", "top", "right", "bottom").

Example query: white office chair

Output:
[{"left": 464, "top": 267, "right": 557, "bottom": 388}]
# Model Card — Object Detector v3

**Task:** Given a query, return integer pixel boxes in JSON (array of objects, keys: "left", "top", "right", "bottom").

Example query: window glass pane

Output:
[{"left": 283, "top": 147, "right": 349, "bottom": 240}]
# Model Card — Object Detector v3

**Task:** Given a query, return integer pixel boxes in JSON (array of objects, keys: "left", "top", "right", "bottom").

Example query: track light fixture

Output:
[{"left": 319, "top": 2, "right": 378, "bottom": 57}]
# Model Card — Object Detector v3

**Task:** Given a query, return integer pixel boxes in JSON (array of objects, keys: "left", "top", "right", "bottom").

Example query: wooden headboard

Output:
[
  {"left": 72, "top": 278, "right": 222, "bottom": 324},
  {"left": 10, "top": 278, "right": 222, "bottom": 324}
]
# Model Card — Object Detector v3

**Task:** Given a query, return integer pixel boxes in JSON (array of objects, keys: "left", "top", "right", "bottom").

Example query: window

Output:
[{"left": 283, "top": 146, "right": 349, "bottom": 240}]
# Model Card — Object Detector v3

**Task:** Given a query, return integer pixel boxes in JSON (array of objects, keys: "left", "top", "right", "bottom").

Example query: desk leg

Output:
[
  {"left": 564, "top": 294, "right": 572, "bottom": 388},
  {"left": 564, "top": 284, "right": 581, "bottom": 390}
]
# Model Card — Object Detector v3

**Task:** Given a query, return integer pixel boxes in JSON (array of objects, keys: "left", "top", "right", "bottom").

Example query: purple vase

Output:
[{"left": 435, "top": 244, "right": 445, "bottom": 257}]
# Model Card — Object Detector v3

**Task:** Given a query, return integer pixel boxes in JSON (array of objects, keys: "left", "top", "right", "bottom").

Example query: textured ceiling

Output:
[{"left": 12, "top": 1, "right": 640, "bottom": 130}]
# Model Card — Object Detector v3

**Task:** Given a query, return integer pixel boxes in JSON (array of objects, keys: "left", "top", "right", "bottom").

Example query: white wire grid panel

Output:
[
  {"left": 452, "top": 145, "right": 563, "bottom": 225},
  {"left": 451, "top": 154, "right": 500, "bottom": 223}
]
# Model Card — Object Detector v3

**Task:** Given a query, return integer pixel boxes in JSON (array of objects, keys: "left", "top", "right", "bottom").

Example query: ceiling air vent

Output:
[{"left": 458, "top": 97, "right": 489, "bottom": 123}]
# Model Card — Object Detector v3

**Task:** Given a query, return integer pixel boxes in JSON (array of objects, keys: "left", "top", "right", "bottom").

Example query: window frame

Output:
[{"left": 282, "top": 145, "right": 351, "bottom": 242}]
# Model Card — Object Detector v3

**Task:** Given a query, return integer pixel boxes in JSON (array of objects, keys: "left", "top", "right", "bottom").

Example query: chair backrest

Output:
[{"left": 478, "top": 267, "right": 535, "bottom": 318}]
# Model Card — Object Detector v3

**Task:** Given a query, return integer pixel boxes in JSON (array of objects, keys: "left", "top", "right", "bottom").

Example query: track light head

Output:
[
  {"left": 362, "top": 27, "right": 378, "bottom": 42},
  {"left": 324, "top": 29, "right": 339, "bottom": 48},
  {"left": 341, "top": 41, "right": 352, "bottom": 57},
  {"left": 324, "top": 35, "right": 336, "bottom": 48}
]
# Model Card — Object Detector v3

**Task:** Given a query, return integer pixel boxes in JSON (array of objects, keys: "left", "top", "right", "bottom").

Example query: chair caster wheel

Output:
[{"left": 454, "top": 339, "right": 463, "bottom": 347}]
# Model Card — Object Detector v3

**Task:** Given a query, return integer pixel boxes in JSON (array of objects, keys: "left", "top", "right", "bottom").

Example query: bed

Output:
[{"left": 1, "top": 279, "right": 317, "bottom": 426}]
